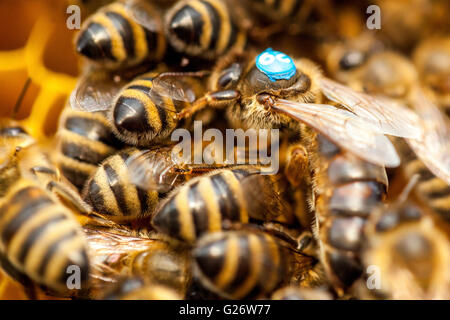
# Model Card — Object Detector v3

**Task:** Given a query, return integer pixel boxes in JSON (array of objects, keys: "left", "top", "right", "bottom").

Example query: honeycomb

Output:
[{"left": 0, "top": 0, "right": 86, "bottom": 299}]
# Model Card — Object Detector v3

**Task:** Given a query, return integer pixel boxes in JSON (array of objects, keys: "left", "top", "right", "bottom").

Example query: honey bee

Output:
[
  {"left": 55, "top": 71, "right": 125, "bottom": 191},
  {"left": 102, "top": 277, "right": 182, "bottom": 300},
  {"left": 203, "top": 48, "right": 420, "bottom": 167},
  {"left": 413, "top": 37, "right": 450, "bottom": 117},
  {"left": 108, "top": 70, "right": 211, "bottom": 147},
  {"left": 192, "top": 230, "right": 317, "bottom": 299},
  {"left": 361, "top": 182, "right": 450, "bottom": 300},
  {"left": 75, "top": 0, "right": 166, "bottom": 69},
  {"left": 82, "top": 143, "right": 227, "bottom": 223},
  {"left": 177, "top": 48, "right": 424, "bottom": 294},
  {"left": 0, "top": 142, "right": 90, "bottom": 295},
  {"left": 271, "top": 285, "right": 332, "bottom": 300},
  {"left": 375, "top": 0, "right": 450, "bottom": 51},
  {"left": 152, "top": 167, "right": 292, "bottom": 243},
  {"left": 326, "top": 45, "right": 450, "bottom": 223},
  {"left": 164, "top": 0, "right": 247, "bottom": 60},
  {"left": 84, "top": 227, "right": 190, "bottom": 298}
]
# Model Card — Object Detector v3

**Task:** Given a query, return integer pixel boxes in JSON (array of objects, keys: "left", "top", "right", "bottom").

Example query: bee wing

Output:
[
  {"left": 406, "top": 88, "right": 450, "bottom": 184},
  {"left": 70, "top": 71, "right": 125, "bottom": 112},
  {"left": 124, "top": 0, "right": 161, "bottom": 33},
  {"left": 126, "top": 147, "right": 237, "bottom": 193},
  {"left": 150, "top": 74, "right": 198, "bottom": 103},
  {"left": 273, "top": 99, "right": 400, "bottom": 167},
  {"left": 125, "top": 148, "right": 184, "bottom": 193},
  {"left": 319, "top": 77, "right": 421, "bottom": 139}
]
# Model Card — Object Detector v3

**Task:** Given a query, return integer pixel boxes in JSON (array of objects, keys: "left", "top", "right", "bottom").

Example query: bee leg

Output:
[
  {"left": 177, "top": 90, "right": 240, "bottom": 119},
  {"left": 285, "top": 144, "right": 309, "bottom": 187},
  {"left": 47, "top": 181, "right": 92, "bottom": 215}
]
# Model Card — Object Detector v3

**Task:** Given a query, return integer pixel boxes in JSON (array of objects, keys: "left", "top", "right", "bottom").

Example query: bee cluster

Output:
[{"left": 0, "top": 0, "right": 449, "bottom": 300}]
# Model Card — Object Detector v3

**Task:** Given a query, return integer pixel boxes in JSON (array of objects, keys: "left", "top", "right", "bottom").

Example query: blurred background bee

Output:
[
  {"left": 413, "top": 37, "right": 450, "bottom": 118},
  {"left": 83, "top": 227, "right": 190, "bottom": 299},
  {"left": 358, "top": 177, "right": 450, "bottom": 299},
  {"left": 324, "top": 37, "right": 450, "bottom": 224},
  {"left": 0, "top": 131, "right": 90, "bottom": 297}
]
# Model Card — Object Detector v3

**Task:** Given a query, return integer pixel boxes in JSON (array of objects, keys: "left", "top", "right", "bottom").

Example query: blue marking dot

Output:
[{"left": 255, "top": 48, "right": 296, "bottom": 82}]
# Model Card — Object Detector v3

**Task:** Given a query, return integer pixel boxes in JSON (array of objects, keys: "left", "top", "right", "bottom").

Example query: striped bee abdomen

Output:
[
  {"left": 110, "top": 72, "right": 206, "bottom": 147},
  {"left": 110, "top": 75, "right": 180, "bottom": 147},
  {"left": 76, "top": 1, "right": 166, "bottom": 69},
  {"left": 83, "top": 148, "right": 159, "bottom": 222},
  {"left": 165, "top": 0, "right": 247, "bottom": 59},
  {"left": 56, "top": 107, "right": 122, "bottom": 191},
  {"left": 312, "top": 135, "right": 388, "bottom": 292},
  {"left": 153, "top": 167, "right": 287, "bottom": 243},
  {"left": 193, "top": 230, "right": 289, "bottom": 299},
  {"left": 153, "top": 169, "right": 252, "bottom": 243},
  {"left": 0, "top": 182, "right": 89, "bottom": 293}
]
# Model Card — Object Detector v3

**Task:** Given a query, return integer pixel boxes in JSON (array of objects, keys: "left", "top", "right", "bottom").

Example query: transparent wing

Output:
[
  {"left": 273, "top": 99, "right": 400, "bottom": 167},
  {"left": 319, "top": 77, "right": 421, "bottom": 139},
  {"left": 125, "top": 148, "right": 187, "bottom": 193},
  {"left": 150, "top": 75, "right": 197, "bottom": 103},
  {"left": 85, "top": 227, "right": 166, "bottom": 287},
  {"left": 126, "top": 147, "right": 241, "bottom": 193},
  {"left": 124, "top": 0, "right": 161, "bottom": 33},
  {"left": 70, "top": 71, "right": 125, "bottom": 112},
  {"left": 406, "top": 88, "right": 450, "bottom": 184}
]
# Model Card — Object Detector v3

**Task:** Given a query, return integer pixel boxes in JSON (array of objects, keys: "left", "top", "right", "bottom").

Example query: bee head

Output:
[{"left": 240, "top": 49, "right": 310, "bottom": 99}]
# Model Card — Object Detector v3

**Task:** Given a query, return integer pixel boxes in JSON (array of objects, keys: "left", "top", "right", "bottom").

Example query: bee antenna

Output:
[
  {"left": 12, "top": 78, "right": 31, "bottom": 118},
  {"left": 397, "top": 174, "right": 420, "bottom": 205}
]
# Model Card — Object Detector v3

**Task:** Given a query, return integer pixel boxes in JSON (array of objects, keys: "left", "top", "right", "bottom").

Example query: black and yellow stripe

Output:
[
  {"left": 165, "top": 0, "right": 247, "bottom": 59},
  {"left": 151, "top": 168, "right": 287, "bottom": 243},
  {"left": 0, "top": 181, "right": 89, "bottom": 293},
  {"left": 193, "top": 231, "right": 288, "bottom": 299},
  {"left": 56, "top": 107, "right": 121, "bottom": 191},
  {"left": 110, "top": 73, "right": 194, "bottom": 147},
  {"left": 76, "top": 1, "right": 166, "bottom": 69},
  {"left": 83, "top": 148, "right": 159, "bottom": 222},
  {"left": 152, "top": 169, "right": 254, "bottom": 243}
]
